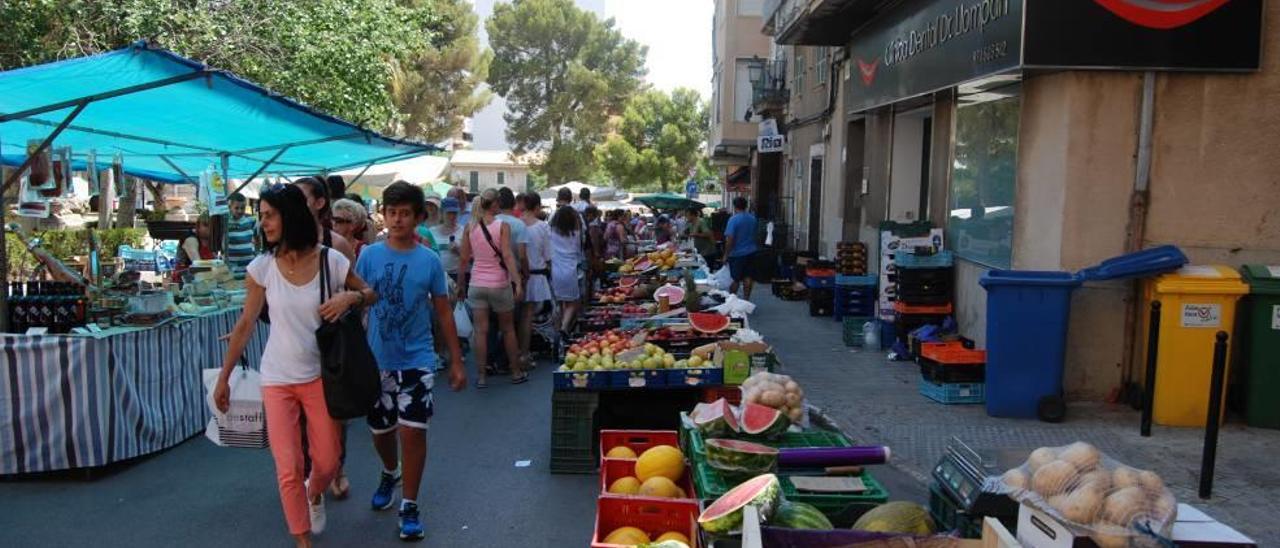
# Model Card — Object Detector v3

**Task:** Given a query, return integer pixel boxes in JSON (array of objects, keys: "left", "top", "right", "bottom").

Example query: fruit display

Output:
[
  {"left": 687, "top": 312, "right": 730, "bottom": 334},
  {"left": 619, "top": 247, "right": 680, "bottom": 274},
  {"left": 690, "top": 398, "right": 740, "bottom": 437},
  {"left": 697, "top": 473, "right": 781, "bottom": 535},
  {"left": 558, "top": 331, "right": 680, "bottom": 372},
  {"left": 741, "top": 371, "right": 806, "bottom": 424},
  {"left": 704, "top": 438, "right": 778, "bottom": 477},
  {"left": 635, "top": 445, "right": 686, "bottom": 484},
  {"left": 596, "top": 286, "right": 638, "bottom": 304},
  {"left": 851, "top": 501, "right": 937, "bottom": 534},
  {"left": 737, "top": 403, "right": 791, "bottom": 440},
  {"left": 998, "top": 441, "right": 1177, "bottom": 546},
  {"left": 771, "top": 500, "right": 834, "bottom": 530},
  {"left": 652, "top": 284, "right": 686, "bottom": 304}
]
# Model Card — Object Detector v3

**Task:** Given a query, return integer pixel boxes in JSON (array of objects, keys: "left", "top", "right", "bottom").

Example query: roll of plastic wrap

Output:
[{"left": 778, "top": 446, "right": 890, "bottom": 468}]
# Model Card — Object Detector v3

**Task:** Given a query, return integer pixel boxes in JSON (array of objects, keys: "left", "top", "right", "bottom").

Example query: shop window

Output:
[
  {"left": 735, "top": 59, "right": 754, "bottom": 121},
  {"left": 469, "top": 171, "right": 479, "bottom": 193},
  {"left": 948, "top": 85, "right": 1020, "bottom": 269},
  {"left": 498, "top": 171, "right": 506, "bottom": 186},
  {"left": 816, "top": 48, "right": 828, "bottom": 86},
  {"left": 793, "top": 53, "right": 805, "bottom": 92}
]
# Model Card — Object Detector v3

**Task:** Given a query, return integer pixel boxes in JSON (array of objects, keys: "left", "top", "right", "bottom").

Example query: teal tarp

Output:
[{"left": 0, "top": 41, "right": 435, "bottom": 183}]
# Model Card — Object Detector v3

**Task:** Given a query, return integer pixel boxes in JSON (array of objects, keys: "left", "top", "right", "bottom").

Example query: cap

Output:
[{"left": 442, "top": 197, "right": 461, "bottom": 213}]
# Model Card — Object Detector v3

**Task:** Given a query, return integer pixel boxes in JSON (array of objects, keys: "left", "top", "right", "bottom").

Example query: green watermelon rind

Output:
[
  {"left": 738, "top": 403, "right": 791, "bottom": 440},
  {"left": 704, "top": 439, "right": 778, "bottom": 472},
  {"left": 770, "top": 500, "right": 834, "bottom": 530},
  {"left": 697, "top": 473, "right": 781, "bottom": 536}
]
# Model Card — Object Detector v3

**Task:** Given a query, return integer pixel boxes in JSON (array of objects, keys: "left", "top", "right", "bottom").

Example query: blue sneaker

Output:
[
  {"left": 398, "top": 501, "right": 425, "bottom": 541},
  {"left": 371, "top": 470, "right": 401, "bottom": 511}
]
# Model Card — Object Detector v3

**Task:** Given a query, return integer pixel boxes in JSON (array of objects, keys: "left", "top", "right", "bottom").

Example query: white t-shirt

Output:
[{"left": 247, "top": 248, "right": 350, "bottom": 386}]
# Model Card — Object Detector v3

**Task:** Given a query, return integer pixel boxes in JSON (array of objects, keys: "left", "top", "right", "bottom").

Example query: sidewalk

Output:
[{"left": 750, "top": 290, "right": 1280, "bottom": 545}]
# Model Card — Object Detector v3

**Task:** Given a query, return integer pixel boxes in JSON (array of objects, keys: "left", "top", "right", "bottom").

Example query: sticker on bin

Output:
[
  {"left": 1272, "top": 305, "right": 1280, "bottom": 330},
  {"left": 1181, "top": 303, "right": 1222, "bottom": 328}
]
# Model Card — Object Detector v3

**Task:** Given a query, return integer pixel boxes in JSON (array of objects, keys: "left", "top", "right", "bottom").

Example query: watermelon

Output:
[
  {"left": 692, "top": 398, "right": 739, "bottom": 437},
  {"left": 771, "top": 500, "right": 834, "bottom": 530},
  {"left": 688, "top": 312, "right": 730, "bottom": 334},
  {"left": 739, "top": 403, "right": 791, "bottom": 440},
  {"left": 618, "top": 275, "right": 640, "bottom": 288},
  {"left": 704, "top": 439, "right": 778, "bottom": 474},
  {"left": 653, "top": 284, "right": 686, "bottom": 304},
  {"left": 697, "top": 473, "right": 781, "bottom": 535}
]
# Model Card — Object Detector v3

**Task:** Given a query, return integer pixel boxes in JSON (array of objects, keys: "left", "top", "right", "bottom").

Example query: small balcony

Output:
[
  {"left": 749, "top": 59, "right": 789, "bottom": 115},
  {"left": 764, "top": 0, "right": 882, "bottom": 46}
]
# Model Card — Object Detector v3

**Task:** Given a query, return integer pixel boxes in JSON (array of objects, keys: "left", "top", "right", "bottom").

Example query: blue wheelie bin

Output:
[{"left": 979, "top": 246, "right": 1188, "bottom": 420}]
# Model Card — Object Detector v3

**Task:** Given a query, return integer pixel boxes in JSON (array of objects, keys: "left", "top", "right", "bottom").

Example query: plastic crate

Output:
[
  {"left": 608, "top": 369, "right": 667, "bottom": 389},
  {"left": 554, "top": 370, "right": 610, "bottom": 390},
  {"left": 928, "top": 482, "right": 984, "bottom": 538},
  {"left": 895, "top": 250, "right": 955, "bottom": 269},
  {"left": 919, "top": 360, "right": 985, "bottom": 384},
  {"left": 691, "top": 461, "right": 889, "bottom": 517},
  {"left": 699, "top": 385, "right": 742, "bottom": 405},
  {"left": 892, "top": 267, "right": 952, "bottom": 286},
  {"left": 835, "top": 274, "right": 876, "bottom": 287},
  {"left": 592, "top": 496, "right": 701, "bottom": 548},
  {"left": 600, "top": 430, "right": 680, "bottom": 462},
  {"left": 893, "top": 301, "right": 953, "bottom": 315},
  {"left": 667, "top": 367, "right": 724, "bottom": 388},
  {"left": 918, "top": 379, "right": 985, "bottom": 405},
  {"left": 842, "top": 316, "right": 874, "bottom": 347},
  {"left": 805, "top": 275, "right": 835, "bottom": 289},
  {"left": 600, "top": 457, "right": 697, "bottom": 500},
  {"left": 683, "top": 421, "right": 853, "bottom": 460},
  {"left": 919, "top": 342, "right": 985, "bottom": 364},
  {"left": 809, "top": 288, "right": 834, "bottom": 317},
  {"left": 551, "top": 391, "right": 600, "bottom": 474}
]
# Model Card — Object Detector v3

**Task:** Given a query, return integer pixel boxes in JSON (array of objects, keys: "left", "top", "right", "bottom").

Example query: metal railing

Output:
[{"left": 751, "top": 59, "right": 789, "bottom": 109}]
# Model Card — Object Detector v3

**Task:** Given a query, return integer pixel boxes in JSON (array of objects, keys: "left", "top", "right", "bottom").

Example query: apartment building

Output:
[{"left": 708, "top": 0, "right": 773, "bottom": 209}]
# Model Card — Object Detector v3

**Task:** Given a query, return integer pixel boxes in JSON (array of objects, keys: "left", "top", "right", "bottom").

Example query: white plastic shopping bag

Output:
[
  {"left": 453, "top": 302, "right": 473, "bottom": 339},
  {"left": 712, "top": 265, "right": 733, "bottom": 290},
  {"left": 202, "top": 365, "right": 268, "bottom": 448}
]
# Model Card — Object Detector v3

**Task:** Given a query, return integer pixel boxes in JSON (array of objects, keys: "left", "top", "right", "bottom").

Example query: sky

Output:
[{"left": 468, "top": 0, "right": 713, "bottom": 150}]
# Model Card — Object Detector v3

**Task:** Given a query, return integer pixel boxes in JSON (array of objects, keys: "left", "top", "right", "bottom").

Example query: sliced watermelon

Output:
[
  {"left": 689, "top": 312, "right": 730, "bottom": 334},
  {"left": 697, "top": 473, "right": 781, "bottom": 536},
  {"left": 771, "top": 500, "right": 834, "bottom": 530},
  {"left": 692, "top": 397, "right": 739, "bottom": 437},
  {"left": 618, "top": 275, "right": 639, "bottom": 288},
  {"left": 653, "top": 284, "right": 685, "bottom": 304},
  {"left": 704, "top": 438, "right": 778, "bottom": 475},
  {"left": 739, "top": 403, "right": 791, "bottom": 440}
]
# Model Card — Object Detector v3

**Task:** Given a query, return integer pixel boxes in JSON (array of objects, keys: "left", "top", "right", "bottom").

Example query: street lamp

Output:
[{"left": 748, "top": 56, "right": 765, "bottom": 86}]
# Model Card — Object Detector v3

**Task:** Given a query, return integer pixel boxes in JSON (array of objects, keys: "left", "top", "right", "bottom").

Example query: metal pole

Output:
[
  {"left": 230, "top": 146, "right": 290, "bottom": 196},
  {"left": 1199, "top": 331, "right": 1229, "bottom": 499},
  {"left": 0, "top": 102, "right": 89, "bottom": 195},
  {"left": 1141, "top": 300, "right": 1161, "bottom": 436}
]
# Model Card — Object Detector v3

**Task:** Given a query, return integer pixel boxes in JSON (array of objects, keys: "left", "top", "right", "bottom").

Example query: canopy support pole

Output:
[
  {"left": 347, "top": 163, "right": 375, "bottom": 186},
  {"left": 0, "top": 101, "right": 88, "bottom": 195},
  {"left": 159, "top": 156, "right": 197, "bottom": 182},
  {"left": 231, "top": 146, "right": 290, "bottom": 196}
]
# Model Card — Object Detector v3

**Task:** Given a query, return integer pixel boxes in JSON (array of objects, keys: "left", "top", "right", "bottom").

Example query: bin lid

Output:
[
  {"left": 1240, "top": 265, "right": 1280, "bottom": 295},
  {"left": 1075, "top": 245, "right": 1188, "bottom": 282},
  {"left": 979, "top": 270, "right": 1082, "bottom": 289},
  {"left": 1153, "top": 265, "right": 1249, "bottom": 295}
]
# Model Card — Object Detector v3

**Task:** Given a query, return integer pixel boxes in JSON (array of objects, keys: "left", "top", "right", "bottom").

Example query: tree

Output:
[
  {"left": 486, "top": 0, "right": 647, "bottom": 184},
  {"left": 596, "top": 88, "right": 708, "bottom": 193},
  {"left": 388, "top": 0, "right": 493, "bottom": 143},
  {"left": 0, "top": 0, "right": 439, "bottom": 131}
]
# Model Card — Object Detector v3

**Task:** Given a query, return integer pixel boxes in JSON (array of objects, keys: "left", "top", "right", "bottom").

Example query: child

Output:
[{"left": 356, "top": 181, "right": 467, "bottom": 541}]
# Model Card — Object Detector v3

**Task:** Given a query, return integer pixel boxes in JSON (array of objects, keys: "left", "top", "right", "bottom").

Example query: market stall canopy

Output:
[
  {"left": 0, "top": 41, "right": 437, "bottom": 185},
  {"left": 334, "top": 153, "right": 450, "bottom": 189},
  {"left": 538, "top": 181, "right": 622, "bottom": 202},
  {"left": 632, "top": 193, "right": 705, "bottom": 211}
]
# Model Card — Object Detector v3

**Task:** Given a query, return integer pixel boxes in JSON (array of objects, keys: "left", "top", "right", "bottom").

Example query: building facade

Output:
[
  {"left": 709, "top": 0, "right": 773, "bottom": 208},
  {"left": 757, "top": 0, "right": 1278, "bottom": 401},
  {"left": 448, "top": 150, "right": 533, "bottom": 194}
]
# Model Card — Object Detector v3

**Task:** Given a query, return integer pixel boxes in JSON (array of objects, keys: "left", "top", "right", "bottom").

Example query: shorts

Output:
[
  {"left": 728, "top": 253, "right": 757, "bottom": 282},
  {"left": 367, "top": 368, "right": 435, "bottom": 433},
  {"left": 468, "top": 284, "right": 515, "bottom": 313}
]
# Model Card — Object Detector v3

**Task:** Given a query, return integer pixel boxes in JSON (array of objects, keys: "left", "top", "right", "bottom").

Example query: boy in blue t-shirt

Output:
[{"left": 355, "top": 182, "right": 466, "bottom": 541}]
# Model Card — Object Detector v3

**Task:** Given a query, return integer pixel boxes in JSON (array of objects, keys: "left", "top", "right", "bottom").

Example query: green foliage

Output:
[
  {"left": 486, "top": 0, "right": 648, "bottom": 184},
  {"left": 596, "top": 88, "right": 708, "bottom": 193},
  {"left": 0, "top": 0, "right": 440, "bottom": 130},
  {"left": 389, "top": 0, "right": 494, "bottom": 142},
  {"left": 6, "top": 228, "right": 146, "bottom": 279}
]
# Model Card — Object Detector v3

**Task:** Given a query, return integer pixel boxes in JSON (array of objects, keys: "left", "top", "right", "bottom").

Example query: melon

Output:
[
  {"left": 697, "top": 473, "right": 781, "bottom": 535},
  {"left": 771, "top": 500, "right": 834, "bottom": 530},
  {"left": 608, "top": 476, "right": 642, "bottom": 495},
  {"left": 604, "top": 526, "right": 650, "bottom": 545},
  {"left": 635, "top": 445, "right": 685, "bottom": 483},
  {"left": 606, "top": 446, "right": 638, "bottom": 459},
  {"left": 640, "top": 541, "right": 690, "bottom": 548},
  {"left": 739, "top": 403, "right": 790, "bottom": 440},
  {"left": 654, "top": 531, "right": 691, "bottom": 544},
  {"left": 852, "top": 501, "right": 936, "bottom": 534},
  {"left": 618, "top": 276, "right": 640, "bottom": 289},
  {"left": 638, "top": 476, "right": 682, "bottom": 498},
  {"left": 704, "top": 438, "right": 779, "bottom": 475},
  {"left": 692, "top": 398, "right": 740, "bottom": 437},
  {"left": 653, "top": 284, "right": 685, "bottom": 304},
  {"left": 689, "top": 312, "right": 730, "bottom": 334}
]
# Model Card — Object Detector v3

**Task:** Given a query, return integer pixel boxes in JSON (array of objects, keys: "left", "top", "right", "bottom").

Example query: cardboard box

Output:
[
  {"left": 1017, "top": 502, "right": 1256, "bottom": 548},
  {"left": 715, "top": 341, "right": 771, "bottom": 385}
]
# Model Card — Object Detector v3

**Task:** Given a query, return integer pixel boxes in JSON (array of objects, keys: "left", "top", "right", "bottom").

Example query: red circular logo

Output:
[{"left": 1093, "top": 0, "right": 1232, "bottom": 29}]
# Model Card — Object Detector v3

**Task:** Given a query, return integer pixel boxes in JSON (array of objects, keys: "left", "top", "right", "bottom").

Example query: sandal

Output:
[
  {"left": 511, "top": 373, "right": 530, "bottom": 385},
  {"left": 329, "top": 472, "right": 350, "bottom": 500}
]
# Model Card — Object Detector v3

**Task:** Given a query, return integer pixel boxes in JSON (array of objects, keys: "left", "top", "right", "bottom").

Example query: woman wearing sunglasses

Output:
[{"left": 332, "top": 198, "right": 370, "bottom": 259}]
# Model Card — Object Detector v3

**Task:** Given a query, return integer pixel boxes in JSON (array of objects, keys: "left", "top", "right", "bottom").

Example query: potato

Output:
[
  {"left": 1138, "top": 470, "right": 1165, "bottom": 494},
  {"left": 784, "top": 392, "right": 802, "bottom": 407},
  {"left": 1059, "top": 485, "right": 1104, "bottom": 524},
  {"left": 1075, "top": 470, "right": 1112, "bottom": 492},
  {"left": 784, "top": 380, "right": 799, "bottom": 393},
  {"left": 1090, "top": 523, "right": 1131, "bottom": 548},
  {"left": 1027, "top": 447, "right": 1057, "bottom": 472},
  {"left": 1048, "top": 494, "right": 1068, "bottom": 512},
  {"left": 1153, "top": 492, "right": 1176, "bottom": 520},
  {"left": 1059, "top": 442, "right": 1101, "bottom": 472},
  {"left": 1103, "top": 486, "right": 1149, "bottom": 525},
  {"left": 1113, "top": 467, "right": 1141, "bottom": 489},
  {"left": 1032, "top": 460, "right": 1078, "bottom": 497},
  {"left": 786, "top": 406, "right": 803, "bottom": 422},
  {"left": 1001, "top": 468, "right": 1029, "bottom": 490},
  {"left": 761, "top": 390, "right": 786, "bottom": 408}
]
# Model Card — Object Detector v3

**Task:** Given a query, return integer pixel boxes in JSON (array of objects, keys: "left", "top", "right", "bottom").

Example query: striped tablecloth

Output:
[{"left": 0, "top": 308, "right": 268, "bottom": 475}]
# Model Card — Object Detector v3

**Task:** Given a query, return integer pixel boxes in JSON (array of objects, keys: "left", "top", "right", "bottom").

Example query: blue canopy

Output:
[{"left": 0, "top": 41, "right": 436, "bottom": 184}]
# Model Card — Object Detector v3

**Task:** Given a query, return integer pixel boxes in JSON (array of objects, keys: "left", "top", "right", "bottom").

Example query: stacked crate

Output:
[
  {"left": 835, "top": 241, "right": 868, "bottom": 275},
  {"left": 835, "top": 275, "right": 878, "bottom": 347},
  {"left": 806, "top": 266, "right": 836, "bottom": 317},
  {"left": 891, "top": 250, "right": 955, "bottom": 354},
  {"left": 917, "top": 342, "right": 986, "bottom": 404}
]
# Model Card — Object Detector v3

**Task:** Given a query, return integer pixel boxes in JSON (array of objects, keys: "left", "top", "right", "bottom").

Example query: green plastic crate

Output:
[
  {"left": 692, "top": 459, "right": 890, "bottom": 517},
  {"left": 681, "top": 415, "right": 854, "bottom": 459},
  {"left": 842, "top": 316, "right": 873, "bottom": 347}
]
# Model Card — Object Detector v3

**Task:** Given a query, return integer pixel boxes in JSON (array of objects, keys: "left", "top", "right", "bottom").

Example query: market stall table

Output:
[{"left": 0, "top": 307, "right": 266, "bottom": 475}]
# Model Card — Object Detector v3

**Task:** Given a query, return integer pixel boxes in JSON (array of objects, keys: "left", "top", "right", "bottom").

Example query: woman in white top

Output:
[
  {"left": 519, "top": 193, "right": 553, "bottom": 363},
  {"left": 214, "top": 184, "right": 376, "bottom": 548},
  {"left": 548, "top": 205, "right": 585, "bottom": 340}
]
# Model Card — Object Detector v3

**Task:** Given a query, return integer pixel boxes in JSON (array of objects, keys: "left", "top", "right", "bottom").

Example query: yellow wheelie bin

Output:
[{"left": 1142, "top": 265, "right": 1249, "bottom": 427}]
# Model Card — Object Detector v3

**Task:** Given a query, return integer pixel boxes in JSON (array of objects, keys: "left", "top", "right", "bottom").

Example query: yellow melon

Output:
[
  {"left": 635, "top": 445, "right": 685, "bottom": 483},
  {"left": 604, "top": 526, "right": 650, "bottom": 545},
  {"left": 656, "top": 531, "right": 691, "bottom": 544},
  {"left": 608, "top": 476, "right": 642, "bottom": 495},
  {"left": 638, "top": 476, "right": 681, "bottom": 498},
  {"left": 606, "top": 446, "right": 638, "bottom": 459}
]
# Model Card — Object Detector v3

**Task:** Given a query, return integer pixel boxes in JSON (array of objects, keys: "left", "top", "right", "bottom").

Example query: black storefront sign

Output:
[
  {"left": 847, "top": 0, "right": 1263, "bottom": 112},
  {"left": 847, "top": 0, "right": 1024, "bottom": 113},
  {"left": 1023, "top": 0, "right": 1263, "bottom": 71}
]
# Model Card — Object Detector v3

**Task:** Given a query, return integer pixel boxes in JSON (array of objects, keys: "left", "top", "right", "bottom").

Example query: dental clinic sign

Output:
[{"left": 847, "top": 0, "right": 1262, "bottom": 112}]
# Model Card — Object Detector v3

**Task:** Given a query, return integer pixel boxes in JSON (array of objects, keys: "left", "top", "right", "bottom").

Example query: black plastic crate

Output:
[
  {"left": 891, "top": 267, "right": 952, "bottom": 286},
  {"left": 809, "top": 288, "right": 834, "bottom": 317},
  {"left": 550, "top": 391, "right": 599, "bottom": 474},
  {"left": 919, "top": 358, "right": 985, "bottom": 384}
]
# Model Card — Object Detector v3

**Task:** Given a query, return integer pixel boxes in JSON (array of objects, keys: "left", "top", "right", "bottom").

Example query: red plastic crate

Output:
[
  {"left": 599, "top": 430, "right": 680, "bottom": 463},
  {"left": 893, "top": 301, "right": 953, "bottom": 315},
  {"left": 919, "top": 342, "right": 986, "bottom": 364},
  {"left": 599, "top": 457, "right": 696, "bottom": 501},
  {"left": 592, "top": 495, "right": 701, "bottom": 548},
  {"left": 699, "top": 385, "right": 742, "bottom": 405}
]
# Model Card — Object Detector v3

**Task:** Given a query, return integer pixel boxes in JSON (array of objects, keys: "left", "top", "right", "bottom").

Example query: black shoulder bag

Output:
[{"left": 314, "top": 247, "right": 380, "bottom": 419}]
